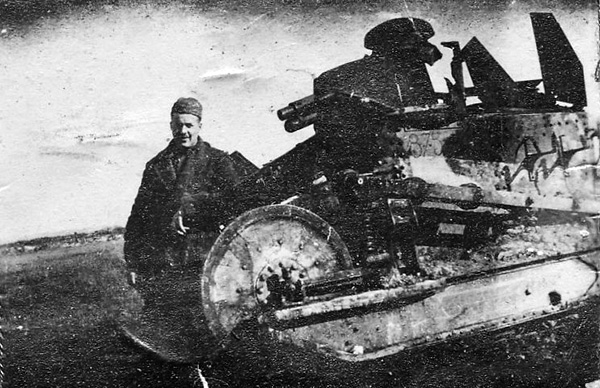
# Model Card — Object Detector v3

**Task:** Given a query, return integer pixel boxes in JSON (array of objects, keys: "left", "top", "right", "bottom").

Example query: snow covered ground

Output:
[{"left": 0, "top": 0, "right": 597, "bottom": 244}]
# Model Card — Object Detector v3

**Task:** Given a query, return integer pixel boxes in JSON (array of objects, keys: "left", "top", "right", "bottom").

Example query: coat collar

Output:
[{"left": 166, "top": 136, "right": 208, "bottom": 156}]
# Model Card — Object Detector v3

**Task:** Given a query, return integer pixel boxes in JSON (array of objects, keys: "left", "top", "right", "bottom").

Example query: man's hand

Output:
[{"left": 172, "top": 209, "right": 190, "bottom": 235}]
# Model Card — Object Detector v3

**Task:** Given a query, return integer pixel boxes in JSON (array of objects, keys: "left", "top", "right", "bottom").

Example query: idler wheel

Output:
[{"left": 201, "top": 205, "right": 353, "bottom": 344}]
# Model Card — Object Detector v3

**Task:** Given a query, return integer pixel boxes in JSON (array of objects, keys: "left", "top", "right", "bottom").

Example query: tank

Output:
[{"left": 120, "top": 13, "right": 600, "bottom": 366}]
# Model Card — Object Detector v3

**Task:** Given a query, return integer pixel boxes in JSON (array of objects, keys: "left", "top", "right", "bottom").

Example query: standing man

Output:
[{"left": 124, "top": 97, "right": 240, "bottom": 277}]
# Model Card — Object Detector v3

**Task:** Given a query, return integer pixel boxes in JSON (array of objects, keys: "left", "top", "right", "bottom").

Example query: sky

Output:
[{"left": 0, "top": 0, "right": 598, "bottom": 244}]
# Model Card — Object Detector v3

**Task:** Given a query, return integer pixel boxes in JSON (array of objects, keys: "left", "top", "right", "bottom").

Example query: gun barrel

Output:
[
  {"left": 284, "top": 113, "right": 318, "bottom": 133},
  {"left": 277, "top": 95, "right": 316, "bottom": 121},
  {"left": 278, "top": 92, "right": 335, "bottom": 132}
]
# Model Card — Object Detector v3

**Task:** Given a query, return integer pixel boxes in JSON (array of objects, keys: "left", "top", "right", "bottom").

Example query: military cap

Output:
[
  {"left": 171, "top": 97, "right": 203, "bottom": 118},
  {"left": 364, "top": 18, "right": 435, "bottom": 51}
]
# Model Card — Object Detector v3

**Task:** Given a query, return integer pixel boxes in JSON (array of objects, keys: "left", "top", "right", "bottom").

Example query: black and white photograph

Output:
[{"left": 1, "top": 0, "right": 599, "bottom": 386}]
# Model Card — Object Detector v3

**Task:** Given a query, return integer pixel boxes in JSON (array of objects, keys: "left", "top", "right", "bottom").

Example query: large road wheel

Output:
[{"left": 201, "top": 204, "right": 353, "bottom": 344}]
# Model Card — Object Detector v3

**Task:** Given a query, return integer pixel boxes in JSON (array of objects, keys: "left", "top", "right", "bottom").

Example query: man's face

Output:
[{"left": 170, "top": 113, "right": 202, "bottom": 148}]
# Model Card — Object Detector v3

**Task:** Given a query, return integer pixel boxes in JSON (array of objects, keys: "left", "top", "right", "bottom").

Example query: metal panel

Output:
[
  {"left": 272, "top": 252, "right": 600, "bottom": 361},
  {"left": 531, "top": 13, "right": 587, "bottom": 108}
]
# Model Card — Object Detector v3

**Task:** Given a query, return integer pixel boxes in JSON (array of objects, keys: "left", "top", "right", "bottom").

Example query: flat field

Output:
[{"left": 1, "top": 230, "right": 599, "bottom": 387}]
